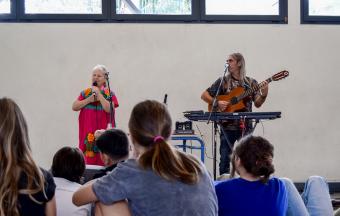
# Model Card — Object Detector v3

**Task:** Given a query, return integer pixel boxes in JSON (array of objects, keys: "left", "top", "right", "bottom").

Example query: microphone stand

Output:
[
  {"left": 207, "top": 63, "right": 229, "bottom": 180},
  {"left": 105, "top": 72, "right": 115, "bottom": 129}
]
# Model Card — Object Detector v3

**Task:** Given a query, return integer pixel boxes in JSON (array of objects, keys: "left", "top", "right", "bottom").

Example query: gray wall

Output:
[{"left": 0, "top": 0, "right": 339, "bottom": 181}]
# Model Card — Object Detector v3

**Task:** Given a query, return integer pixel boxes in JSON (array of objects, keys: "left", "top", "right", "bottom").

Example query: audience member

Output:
[
  {"left": 51, "top": 147, "right": 91, "bottom": 216},
  {"left": 73, "top": 100, "right": 218, "bottom": 216},
  {"left": 0, "top": 97, "right": 56, "bottom": 216},
  {"left": 215, "top": 135, "right": 287, "bottom": 216},
  {"left": 215, "top": 135, "right": 335, "bottom": 216},
  {"left": 92, "top": 129, "right": 129, "bottom": 179}
]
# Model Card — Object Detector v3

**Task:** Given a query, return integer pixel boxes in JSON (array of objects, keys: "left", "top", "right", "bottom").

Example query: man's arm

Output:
[
  {"left": 254, "top": 84, "right": 269, "bottom": 108},
  {"left": 201, "top": 90, "right": 214, "bottom": 104},
  {"left": 201, "top": 90, "right": 229, "bottom": 112}
]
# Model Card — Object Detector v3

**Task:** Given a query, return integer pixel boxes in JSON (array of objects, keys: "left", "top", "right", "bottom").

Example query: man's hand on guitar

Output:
[
  {"left": 260, "top": 81, "right": 269, "bottom": 98},
  {"left": 218, "top": 100, "right": 230, "bottom": 112}
]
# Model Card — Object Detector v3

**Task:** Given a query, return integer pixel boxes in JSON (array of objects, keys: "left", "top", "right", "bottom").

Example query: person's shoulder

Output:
[
  {"left": 113, "top": 159, "right": 140, "bottom": 175},
  {"left": 215, "top": 178, "right": 239, "bottom": 188},
  {"left": 269, "top": 176, "right": 283, "bottom": 183},
  {"left": 117, "top": 159, "right": 139, "bottom": 170},
  {"left": 268, "top": 177, "right": 286, "bottom": 188},
  {"left": 53, "top": 177, "right": 81, "bottom": 191},
  {"left": 39, "top": 168, "right": 54, "bottom": 182}
]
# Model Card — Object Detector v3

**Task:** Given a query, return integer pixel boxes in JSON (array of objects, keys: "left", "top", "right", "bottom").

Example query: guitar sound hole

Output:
[{"left": 230, "top": 97, "right": 238, "bottom": 105}]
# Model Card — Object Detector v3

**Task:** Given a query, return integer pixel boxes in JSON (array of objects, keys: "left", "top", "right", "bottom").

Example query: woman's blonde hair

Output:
[
  {"left": 128, "top": 100, "right": 202, "bottom": 184},
  {"left": 0, "top": 98, "right": 47, "bottom": 216}
]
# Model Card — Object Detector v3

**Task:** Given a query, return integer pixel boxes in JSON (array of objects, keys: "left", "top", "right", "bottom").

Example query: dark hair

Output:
[
  {"left": 95, "top": 129, "right": 129, "bottom": 161},
  {"left": 231, "top": 135, "right": 274, "bottom": 184},
  {"left": 128, "top": 100, "right": 202, "bottom": 184},
  {"left": 51, "top": 147, "right": 85, "bottom": 183}
]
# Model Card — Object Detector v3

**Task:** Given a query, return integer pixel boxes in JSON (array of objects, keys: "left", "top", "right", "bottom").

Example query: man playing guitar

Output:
[{"left": 201, "top": 52, "right": 269, "bottom": 175}]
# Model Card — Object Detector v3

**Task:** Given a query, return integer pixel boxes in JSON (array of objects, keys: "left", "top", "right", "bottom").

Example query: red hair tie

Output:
[{"left": 153, "top": 135, "right": 164, "bottom": 143}]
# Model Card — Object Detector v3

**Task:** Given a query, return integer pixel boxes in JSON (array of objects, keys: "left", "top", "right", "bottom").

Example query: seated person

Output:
[
  {"left": 72, "top": 100, "right": 218, "bottom": 216},
  {"left": 92, "top": 129, "right": 129, "bottom": 179},
  {"left": 215, "top": 135, "right": 288, "bottom": 216},
  {"left": 0, "top": 97, "right": 56, "bottom": 216},
  {"left": 51, "top": 147, "right": 91, "bottom": 216},
  {"left": 216, "top": 135, "right": 334, "bottom": 216}
]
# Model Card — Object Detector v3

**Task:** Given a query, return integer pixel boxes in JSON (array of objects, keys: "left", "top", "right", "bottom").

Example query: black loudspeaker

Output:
[{"left": 174, "top": 121, "right": 194, "bottom": 134}]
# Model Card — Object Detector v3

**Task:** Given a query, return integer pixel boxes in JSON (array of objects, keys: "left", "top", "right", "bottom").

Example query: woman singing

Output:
[{"left": 72, "top": 65, "right": 119, "bottom": 165}]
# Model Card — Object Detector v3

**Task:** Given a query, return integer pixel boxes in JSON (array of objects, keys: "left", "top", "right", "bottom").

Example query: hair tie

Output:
[{"left": 153, "top": 135, "right": 164, "bottom": 143}]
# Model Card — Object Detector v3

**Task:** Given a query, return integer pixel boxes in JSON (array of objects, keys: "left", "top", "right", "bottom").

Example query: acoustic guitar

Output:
[{"left": 208, "top": 70, "right": 289, "bottom": 112}]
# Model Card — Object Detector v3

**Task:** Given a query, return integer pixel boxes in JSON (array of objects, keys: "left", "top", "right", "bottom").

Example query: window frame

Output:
[{"left": 301, "top": 0, "right": 340, "bottom": 24}]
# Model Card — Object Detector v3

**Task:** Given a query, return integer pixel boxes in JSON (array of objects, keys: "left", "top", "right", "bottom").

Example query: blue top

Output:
[{"left": 215, "top": 177, "right": 287, "bottom": 216}]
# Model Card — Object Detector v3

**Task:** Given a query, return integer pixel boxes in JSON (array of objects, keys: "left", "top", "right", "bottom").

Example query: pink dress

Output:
[{"left": 77, "top": 86, "right": 119, "bottom": 165}]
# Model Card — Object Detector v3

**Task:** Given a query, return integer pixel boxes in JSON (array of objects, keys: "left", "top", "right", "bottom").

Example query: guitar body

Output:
[
  {"left": 208, "top": 87, "right": 247, "bottom": 112},
  {"left": 207, "top": 70, "right": 289, "bottom": 113}
]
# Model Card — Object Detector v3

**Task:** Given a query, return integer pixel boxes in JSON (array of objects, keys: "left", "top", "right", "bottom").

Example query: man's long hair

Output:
[{"left": 229, "top": 52, "right": 248, "bottom": 86}]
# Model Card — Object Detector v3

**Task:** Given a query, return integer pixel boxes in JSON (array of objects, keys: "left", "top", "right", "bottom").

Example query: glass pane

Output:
[
  {"left": 0, "top": 0, "right": 10, "bottom": 14},
  {"left": 206, "top": 0, "right": 279, "bottom": 15},
  {"left": 116, "top": 0, "right": 191, "bottom": 15},
  {"left": 309, "top": 0, "right": 340, "bottom": 16},
  {"left": 25, "top": 0, "right": 102, "bottom": 14}
]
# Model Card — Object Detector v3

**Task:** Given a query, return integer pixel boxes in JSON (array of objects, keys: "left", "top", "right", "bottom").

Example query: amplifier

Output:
[{"left": 174, "top": 121, "right": 194, "bottom": 135}]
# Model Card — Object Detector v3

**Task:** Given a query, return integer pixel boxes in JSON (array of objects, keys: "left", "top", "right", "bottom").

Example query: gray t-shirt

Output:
[{"left": 93, "top": 158, "right": 218, "bottom": 216}]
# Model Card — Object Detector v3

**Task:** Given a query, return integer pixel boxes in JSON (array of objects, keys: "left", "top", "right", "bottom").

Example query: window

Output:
[
  {"left": 113, "top": 0, "right": 198, "bottom": 22},
  {"left": 0, "top": 0, "right": 15, "bottom": 19},
  {"left": 0, "top": 0, "right": 10, "bottom": 14},
  {"left": 205, "top": 0, "right": 279, "bottom": 15},
  {"left": 301, "top": 0, "right": 340, "bottom": 24},
  {"left": 25, "top": 0, "right": 102, "bottom": 14},
  {"left": 202, "top": 0, "right": 287, "bottom": 23},
  {"left": 116, "top": 0, "right": 191, "bottom": 15},
  {"left": 21, "top": 0, "right": 107, "bottom": 20}
]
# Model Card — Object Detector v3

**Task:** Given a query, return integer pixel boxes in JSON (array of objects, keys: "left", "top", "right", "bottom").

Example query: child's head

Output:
[
  {"left": 231, "top": 135, "right": 274, "bottom": 183},
  {"left": 51, "top": 147, "right": 85, "bottom": 183},
  {"left": 128, "top": 100, "right": 172, "bottom": 148},
  {"left": 128, "top": 100, "right": 201, "bottom": 184},
  {"left": 95, "top": 129, "right": 129, "bottom": 164}
]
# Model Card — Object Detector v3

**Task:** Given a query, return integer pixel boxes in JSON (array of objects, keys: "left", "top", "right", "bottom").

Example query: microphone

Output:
[
  {"left": 223, "top": 63, "right": 229, "bottom": 73},
  {"left": 163, "top": 94, "right": 168, "bottom": 105},
  {"left": 104, "top": 72, "right": 109, "bottom": 79},
  {"left": 92, "top": 81, "right": 98, "bottom": 98}
]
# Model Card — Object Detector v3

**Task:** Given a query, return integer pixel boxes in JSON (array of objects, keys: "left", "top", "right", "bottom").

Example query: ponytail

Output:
[
  {"left": 129, "top": 100, "right": 203, "bottom": 184},
  {"left": 139, "top": 139, "right": 202, "bottom": 184}
]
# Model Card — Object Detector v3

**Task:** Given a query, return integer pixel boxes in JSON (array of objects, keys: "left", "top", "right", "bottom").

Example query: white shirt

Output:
[{"left": 54, "top": 177, "right": 91, "bottom": 216}]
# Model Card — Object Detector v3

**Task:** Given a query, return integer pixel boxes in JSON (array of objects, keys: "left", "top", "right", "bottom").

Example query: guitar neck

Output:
[{"left": 239, "top": 77, "right": 273, "bottom": 100}]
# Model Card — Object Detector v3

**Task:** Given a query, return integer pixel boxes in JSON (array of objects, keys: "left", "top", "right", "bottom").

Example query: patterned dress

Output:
[{"left": 77, "top": 86, "right": 119, "bottom": 165}]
